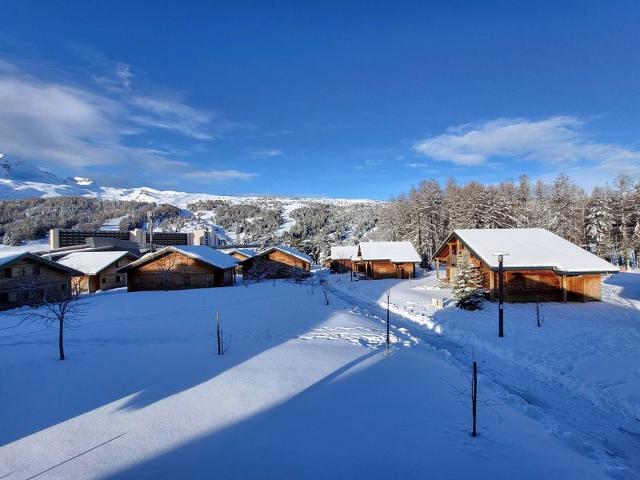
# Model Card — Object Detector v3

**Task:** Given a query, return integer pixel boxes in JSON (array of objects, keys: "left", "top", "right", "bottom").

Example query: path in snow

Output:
[{"left": 326, "top": 274, "right": 640, "bottom": 480}]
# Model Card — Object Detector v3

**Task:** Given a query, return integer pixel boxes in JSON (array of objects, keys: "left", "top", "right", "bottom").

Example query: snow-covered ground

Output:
[
  {"left": 0, "top": 275, "right": 623, "bottom": 479},
  {"left": 0, "top": 238, "right": 50, "bottom": 253},
  {"left": 328, "top": 269, "right": 640, "bottom": 478}
]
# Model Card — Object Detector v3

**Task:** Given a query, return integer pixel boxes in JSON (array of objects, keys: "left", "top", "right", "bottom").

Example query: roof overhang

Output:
[{"left": 1, "top": 252, "right": 84, "bottom": 276}]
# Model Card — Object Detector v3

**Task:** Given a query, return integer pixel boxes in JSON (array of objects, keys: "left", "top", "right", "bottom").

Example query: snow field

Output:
[
  {"left": 328, "top": 270, "right": 640, "bottom": 478},
  {"left": 0, "top": 276, "right": 623, "bottom": 479}
]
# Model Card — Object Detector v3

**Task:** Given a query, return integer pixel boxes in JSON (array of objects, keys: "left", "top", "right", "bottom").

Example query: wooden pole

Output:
[
  {"left": 216, "top": 312, "right": 222, "bottom": 355},
  {"left": 386, "top": 290, "right": 390, "bottom": 355},
  {"left": 498, "top": 256, "right": 504, "bottom": 338},
  {"left": 471, "top": 361, "right": 477, "bottom": 437},
  {"left": 435, "top": 259, "right": 440, "bottom": 280},
  {"left": 562, "top": 274, "right": 567, "bottom": 303}
]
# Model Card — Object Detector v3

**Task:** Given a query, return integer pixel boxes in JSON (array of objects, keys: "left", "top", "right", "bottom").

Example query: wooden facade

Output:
[
  {"left": 0, "top": 254, "right": 80, "bottom": 311},
  {"left": 77, "top": 256, "right": 136, "bottom": 293},
  {"left": 123, "top": 251, "right": 234, "bottom": 291},
  {"left": 330, "top": 258, "right": 355, "bottom": 273},
  {"left": 227, "top": 250, "right": 254, "bottom": 275},
  {"left": 433, "top": 234, "right": 605, "bottom": 302},
  {"left": 242, "top": 248, "right": 311, "bottom": 279},
  {"left": 356, "top": 260, "right": 416, "bottom": 280}
]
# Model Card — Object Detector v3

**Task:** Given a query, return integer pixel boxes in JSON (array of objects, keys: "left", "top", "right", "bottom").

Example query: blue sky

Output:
[{"left": 0, "top": 1, "right": 639, "bottom": 199}]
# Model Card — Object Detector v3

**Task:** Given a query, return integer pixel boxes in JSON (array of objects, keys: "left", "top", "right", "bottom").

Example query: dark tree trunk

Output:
[{"left": 58, "top": 318, "right": 65, "bottom": 361}]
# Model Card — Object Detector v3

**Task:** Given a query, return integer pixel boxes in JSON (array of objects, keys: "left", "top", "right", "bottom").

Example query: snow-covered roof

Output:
[
  {"left": 122, "top": 246, "right": 238, "bottom": 271},
  {"left": 0, "top": 252, "right": 23, "bottom": 267},
  {"left": 358, "top": 241, "right": 421, "bottom": 263},
  {"left": 225, "top": 248, "right": 257, "bottom": 258},
  {"left": 449, "top": 228, "right": 618, "bottom": 274},
  {"left": 0, "top": 251, "right": 82, "bottom": 275},
  {"left": 57, "top": 251, "right": 136, "bottom": 275},
  {"left": 330, "top": 245, "right": 359, "bottom": 260},
  {"left": 259, "top": 245, "right": 313, "bottom": 264}
]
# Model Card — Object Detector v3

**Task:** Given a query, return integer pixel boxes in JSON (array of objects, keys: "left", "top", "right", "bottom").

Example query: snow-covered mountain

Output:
[{"left": 0, "top": 158, "right": 378, "bottom": 208}]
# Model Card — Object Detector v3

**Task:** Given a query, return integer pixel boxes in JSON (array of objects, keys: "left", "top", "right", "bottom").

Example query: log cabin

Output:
[
  {"left": 57, "top": 251, "right": 139, "bottom": 293},
  {"left": 432, "top": 228, "right": 619, "bottom": 302},
  {"left": 0, "top": 252, "right": 83, "bottom": 310},
  {"left": 119, "top": 246, "right": 237, "bottom": 291},
  {"left": 242, "top": 245, "right": 312, "bottom": 279},
  {"left": 329, "top": 245, "right": 359, "bottom": 273},
  {"left": 355, "top": 241, "right": 421, "bottom": 279}
]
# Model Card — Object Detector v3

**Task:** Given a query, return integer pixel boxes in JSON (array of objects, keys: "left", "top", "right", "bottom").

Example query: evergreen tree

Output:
[
  {"left": 451, "top": 257, "right": 485, "bottom": 311},
  {"left": 585, "top": 186, "right": 614, "bottom": 257}
]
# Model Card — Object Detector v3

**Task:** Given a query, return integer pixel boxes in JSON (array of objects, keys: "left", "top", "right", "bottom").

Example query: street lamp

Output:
[{"left": 492, "top": 252, "right": 509, "bottom": 338}]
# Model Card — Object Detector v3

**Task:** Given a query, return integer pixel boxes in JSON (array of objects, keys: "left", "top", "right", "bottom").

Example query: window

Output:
[
  {"left": 60, "top": 284, "right": 67, "bottom": 291},
  {"left": 101, "top": 277, "right": 107, "bottom": 284},
  {"left": 183, "top": 275, "right": 192, "bottom": 286},
  {"left": 0, "top": 292, "right": 9, "bottom": 303},
  {"left": 115, "top": 275, "right": 121, "bottom": 283},
  {"left": 33, "top": 264, "right": 40, "bottom": 275},
  {"left": 3, "top": 268, "right": 11, "bottom": 278}
]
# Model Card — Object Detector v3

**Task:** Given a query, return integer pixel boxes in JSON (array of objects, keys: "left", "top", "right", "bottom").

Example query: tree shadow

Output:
[
  {"left": 100, "top": 342, "right": 602, "bottom": 480},
  {"left": 0, "top": 280, "right": 334, "bottom": 447}
]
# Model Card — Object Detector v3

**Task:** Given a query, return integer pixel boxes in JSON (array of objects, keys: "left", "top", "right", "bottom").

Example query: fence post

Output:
[{"left": 472, "top": 361, "right": 478, "bottom": 437}]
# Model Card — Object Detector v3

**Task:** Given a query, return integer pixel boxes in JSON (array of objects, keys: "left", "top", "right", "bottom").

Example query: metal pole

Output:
[{"left": 498, "top": 255, "right": 504, "bottom": 338}]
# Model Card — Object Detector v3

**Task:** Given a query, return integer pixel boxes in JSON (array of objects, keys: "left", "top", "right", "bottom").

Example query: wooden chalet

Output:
[
  {"left": 433, "top": 228, "right": 619, "bottom": 302},
  {"left": 0, "top": 252, "right": 83, "bottom": 310},
  {"left": 57, "top": 251, "right": 138, "bottom": 293},
  {"left": 354, "top": 241, "right": 421, "bottom": 279},
  {"left": 119, "top": 246, "right": 237, "bottom": 291},
  {"left": 242, "top": 245, "right": 312, "bottom": 279},
  {"left": 224, "top": 248, "right": 257, "bottom": 274},
  {"left": 329, "top": 245, "right": 359, "bottom": 273}
]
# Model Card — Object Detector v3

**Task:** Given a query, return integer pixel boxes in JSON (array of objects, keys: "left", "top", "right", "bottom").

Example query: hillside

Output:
[{"left": 0, "top": 158, "right": 383, "bottom": 252}]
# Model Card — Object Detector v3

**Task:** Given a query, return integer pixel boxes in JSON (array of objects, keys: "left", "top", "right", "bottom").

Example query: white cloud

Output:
[
  {"left": 179, "top": 169, "right": 258, "bottom": 182},
  {"left": 129, "top": 96, "right": 216, "bottom": 140},
  {"left": 0, "top": 57, "right": 246, "bottom": 178},
  {"left": 248, "top": 148, "right": 283, "bottom": 158},
  {"left": 412, "top": 116, "right": 640, "bottom": 172}
]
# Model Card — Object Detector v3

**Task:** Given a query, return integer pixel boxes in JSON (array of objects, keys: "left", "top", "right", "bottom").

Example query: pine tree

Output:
[
  {"left": 585, "top": 186, "right": 614, "bottom": 257},
  {"left": 451, "top": 257, "right": 485, "bottom": 310}
]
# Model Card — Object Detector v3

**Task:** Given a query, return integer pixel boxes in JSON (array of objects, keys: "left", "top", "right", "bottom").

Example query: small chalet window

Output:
[
  {"left": 0, "top": 292, "right": 8, "bottom": 303},
  {"left": 3, "top": 268, "right": 12, "bottom": 278},
  {"left": 60, "top": 284, "right": 67, "bottom": 290},
  {"left": 33, "top": 264, "right": 40, "bottom": 275},
  {"left": 115, "top": 261, "right": 120, "bottom": 268},
  {"left": 115, "top": 275, "right": 121, "bottom": 282},
  {"left": 101, "top": 277, "right": 107, "bottom": 284},
  {"left": 183, "top": 275, "right": 192, "bottom": 286}
]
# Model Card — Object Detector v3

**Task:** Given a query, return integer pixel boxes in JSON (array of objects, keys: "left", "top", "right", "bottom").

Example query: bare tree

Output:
[
  {"left": 215, "top": 311, "right": 230, "bottom": 355},
  {"left": 154, "top": 252, "right": 178, "bottom": 291},
  {"left": 21, "top": 278, "right": 86, "bottom": 361}
]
